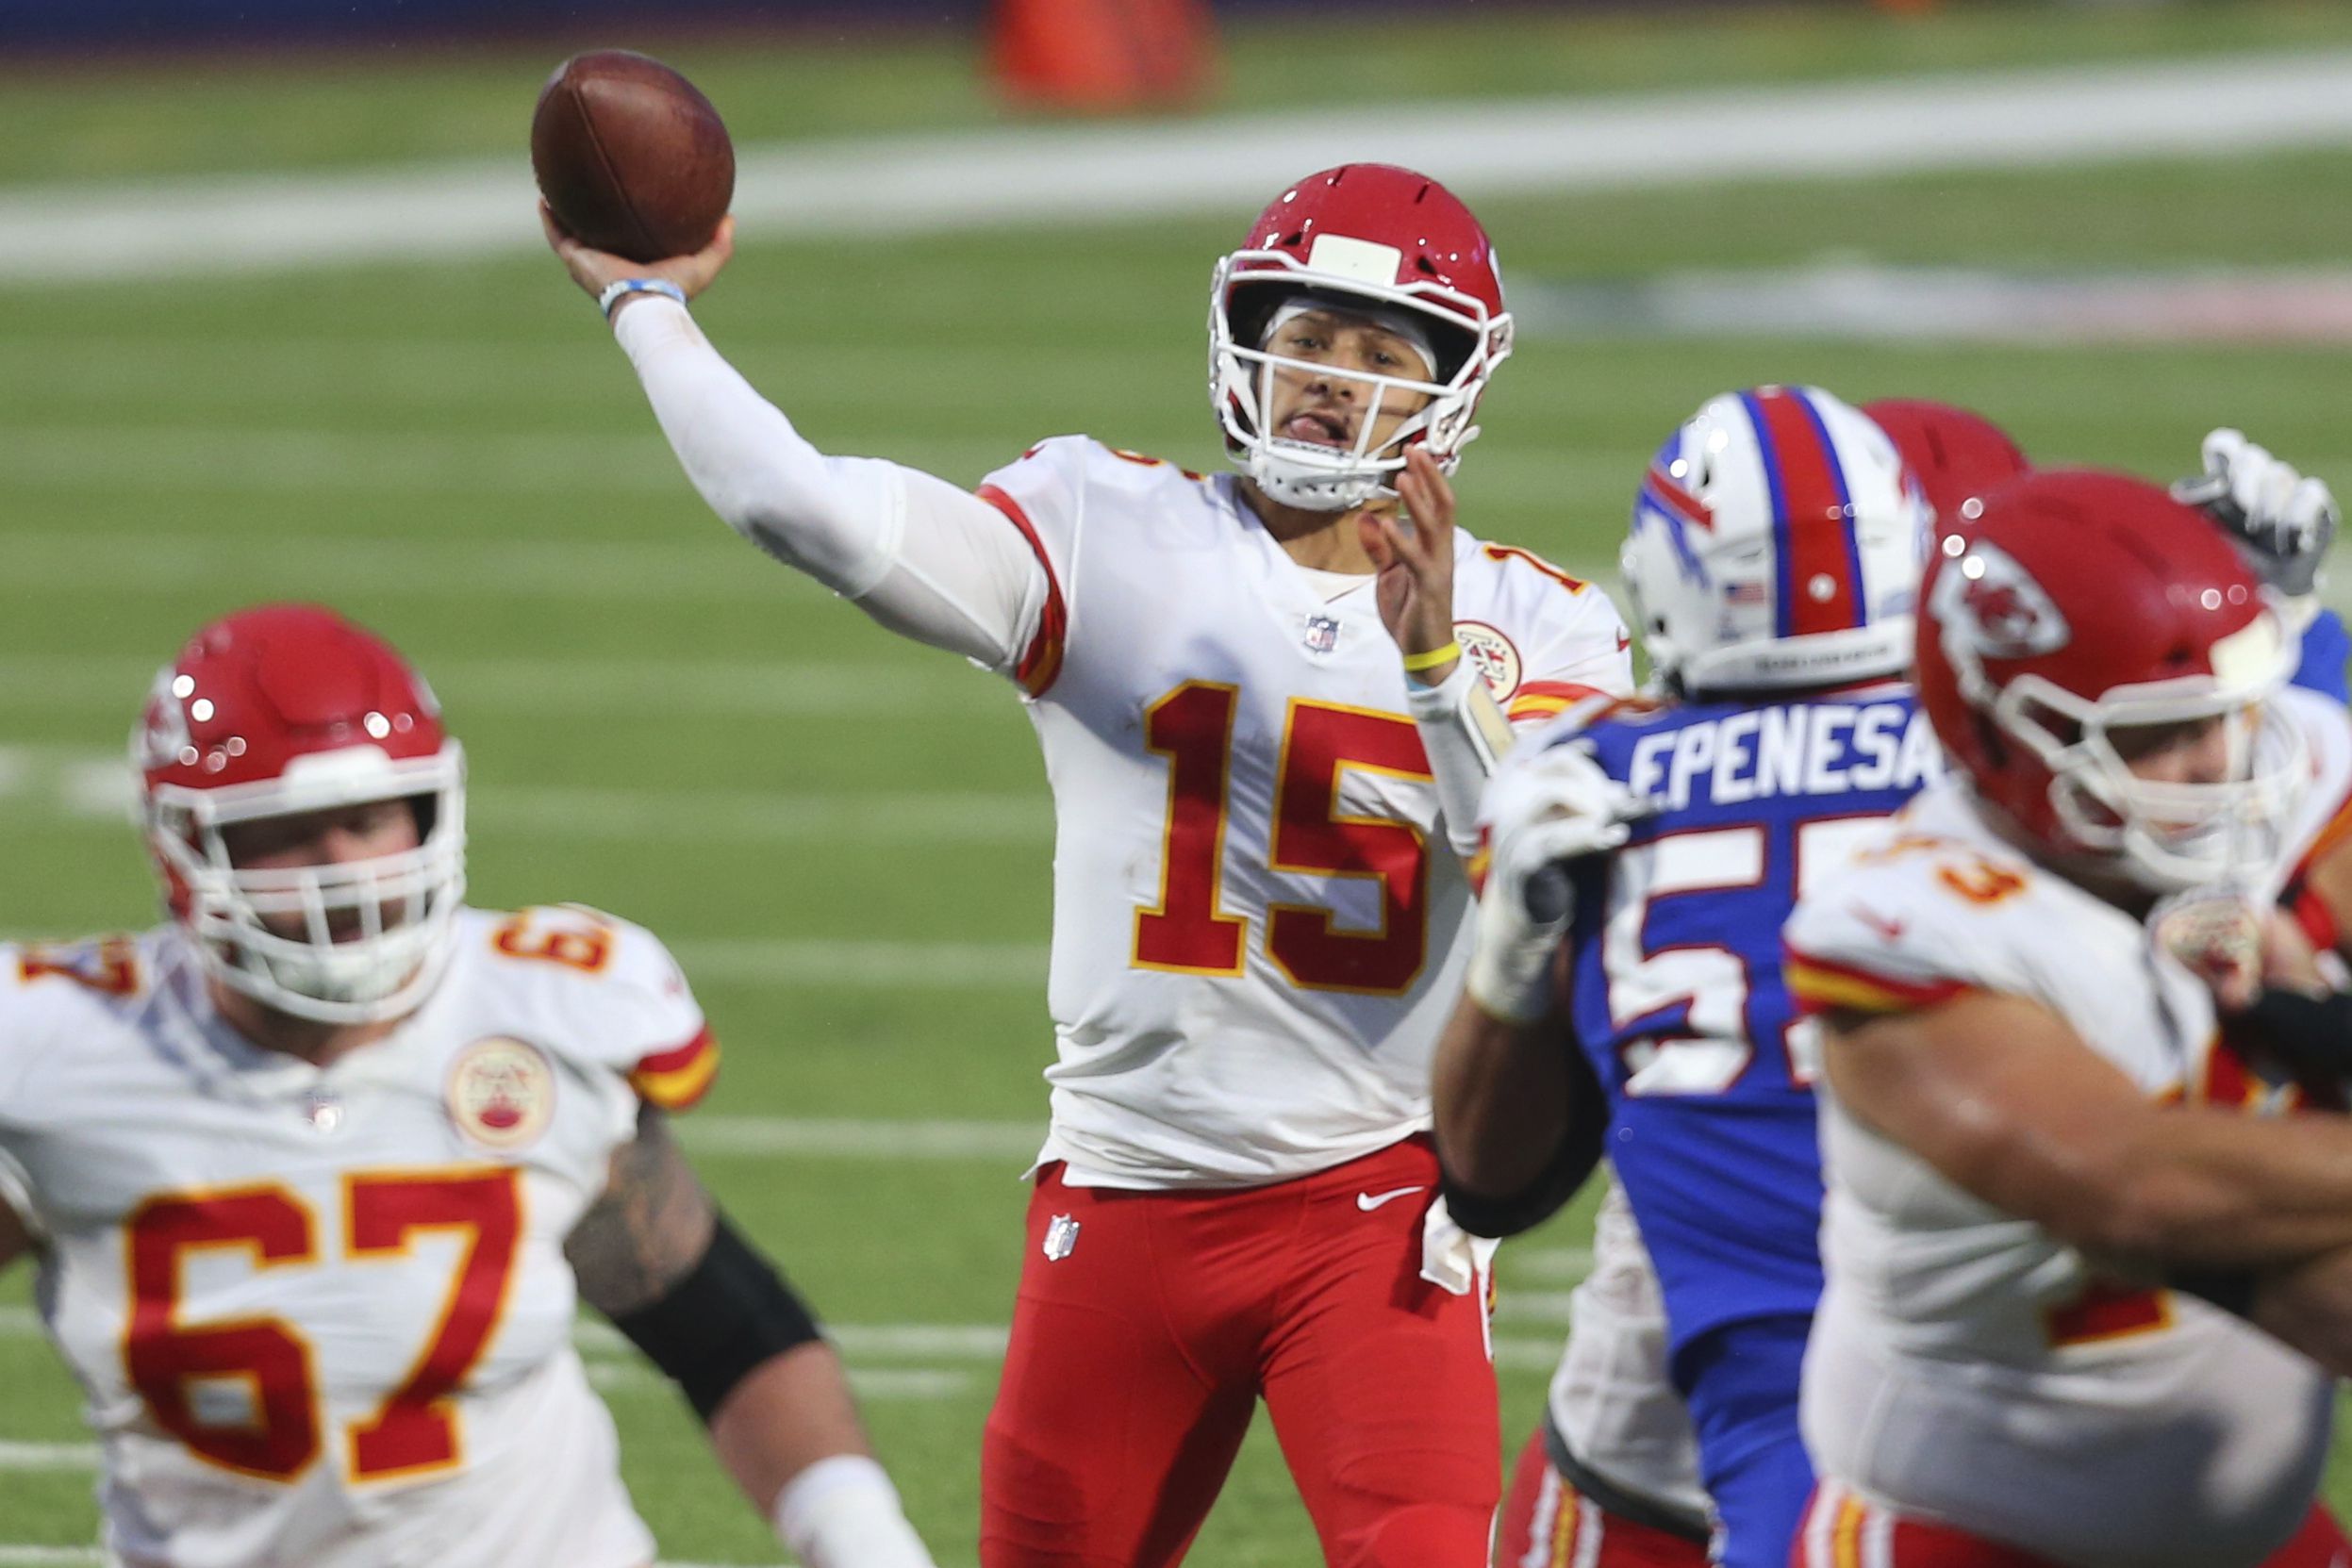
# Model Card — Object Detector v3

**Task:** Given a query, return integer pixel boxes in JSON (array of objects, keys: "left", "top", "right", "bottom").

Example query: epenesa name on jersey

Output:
[{"left": 1617, "top": 696, "right": 1942, "bottom": 813}]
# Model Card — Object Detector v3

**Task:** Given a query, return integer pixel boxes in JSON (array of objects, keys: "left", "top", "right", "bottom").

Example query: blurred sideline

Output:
[{"left": 7, "top": 48, "right": 2352, "bottom": 283}]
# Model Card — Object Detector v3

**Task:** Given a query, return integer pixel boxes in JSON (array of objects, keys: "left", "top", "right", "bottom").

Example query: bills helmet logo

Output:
[
  {"left": 447, "top": 1036, "right": 555, "bottom": 1150},
  {"left": 1930, "top": 540, "right": 2069, "bottom": 660}
]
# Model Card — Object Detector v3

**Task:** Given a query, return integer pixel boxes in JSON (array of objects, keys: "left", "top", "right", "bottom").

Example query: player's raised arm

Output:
[
  {"left": 567, "top": 1107, "right": 936, "bottom": 1568},
  {"left": 544, "top": 209, "right": 1050, "bottom": 675},
  {"left": 1432, "top": 741, "right": 1637, "bottom": 1236}
]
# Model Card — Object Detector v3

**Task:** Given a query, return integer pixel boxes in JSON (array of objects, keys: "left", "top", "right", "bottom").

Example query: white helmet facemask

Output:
[
  {"left": 1210, "top": 261, "right": 1511, "bottom": 513},
  {"left": 145, "top": 743, "right": 467, "bottom": 1025},
  {"left": 1986, "top": 616, "right": 2305, "bottom": 892}
]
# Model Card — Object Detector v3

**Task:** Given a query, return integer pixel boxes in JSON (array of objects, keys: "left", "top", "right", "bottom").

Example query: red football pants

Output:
[
  {"left": 978, "top": 1137, "right": 1499, "bottom": 1568},
  {"left": 1496, "top": 1428, "right": 1711, "bottom": 1568},
  {"left": 1792, "top": 1480, "right": 2352, "bottom": 1567}
]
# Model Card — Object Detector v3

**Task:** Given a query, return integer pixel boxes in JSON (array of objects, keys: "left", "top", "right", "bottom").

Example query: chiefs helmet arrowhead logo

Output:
[{"left": 1931, "top": 541, "right": 2069, "bottom": 660}]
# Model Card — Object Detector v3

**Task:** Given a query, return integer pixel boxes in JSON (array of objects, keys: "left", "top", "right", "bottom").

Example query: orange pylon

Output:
[{"left": 991, "top": 0, "right": 1219, "bottom": 113}]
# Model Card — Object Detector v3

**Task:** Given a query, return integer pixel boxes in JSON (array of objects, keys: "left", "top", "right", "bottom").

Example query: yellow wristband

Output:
[{"left": 1400, "top": 641, "right": 1463, "bottom": 673}]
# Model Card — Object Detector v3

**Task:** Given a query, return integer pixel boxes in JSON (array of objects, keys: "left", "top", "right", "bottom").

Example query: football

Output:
[{"left": 531, "top": 50, "right": 735, "bottom": 262}]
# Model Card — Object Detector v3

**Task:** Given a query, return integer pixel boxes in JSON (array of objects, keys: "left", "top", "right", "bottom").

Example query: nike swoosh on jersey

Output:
[{"left": 1356, "top": 1185, "right": 1426, "bottom": 1212}]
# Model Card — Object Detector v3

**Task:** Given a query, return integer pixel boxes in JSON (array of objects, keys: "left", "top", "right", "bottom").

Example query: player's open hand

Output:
[
  {"left": 1363, "top": 446, "right": 1462, "bottom": 680},
  {"left": 541, "top": 203, "right": 736, "bottom": 306}
]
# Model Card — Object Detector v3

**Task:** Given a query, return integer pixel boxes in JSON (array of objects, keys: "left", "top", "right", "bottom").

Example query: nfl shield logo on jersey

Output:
[
  {"left": 1042, "top": 1213, "right": 1081, "bottom": 1262},
  {"left": 1302, "top": 615, "right": 1341, "bottom": 655},
  {"left": 446, "top": 1036, "right": 555, "bottom": 1151}
]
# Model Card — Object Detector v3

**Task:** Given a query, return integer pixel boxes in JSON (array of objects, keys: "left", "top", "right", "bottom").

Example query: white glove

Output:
[
  {"left": 1466, "top": 743, "right": 1644, "bottom": 1023},
  {"left": 773, "top": 1455, "right": 937, "bottom": 1568},
  {"left": 2174, "top": 428, "right": 2339, "bottom": 600}
]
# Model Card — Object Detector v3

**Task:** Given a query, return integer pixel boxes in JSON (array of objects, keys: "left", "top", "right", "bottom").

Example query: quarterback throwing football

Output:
[
  {"left": 548, "top": 164, "right": 1633, "bottom": 1565},
  {"left": 0, "top": 606, "right": 934, "bottom": 1568}
]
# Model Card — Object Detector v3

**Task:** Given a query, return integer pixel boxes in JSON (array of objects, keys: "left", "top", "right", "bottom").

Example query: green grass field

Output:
[{"left": 5, "top": 4, "right": 2352, "bottom": 1563}]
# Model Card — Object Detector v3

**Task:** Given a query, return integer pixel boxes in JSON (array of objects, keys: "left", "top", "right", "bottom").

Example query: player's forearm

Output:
[
  {"left": 614, "top": 296, "right": 897, "bottom": 587},
  {"left": 708, "top": 1342, "right": 873, "bottom": 1514},
  {"left": 2091, "top": 1110, "right": 2352, "bottom": 1268},
  {"left": 611, "top": 298, "right": 1043, "bottom": 668},
  {"left": 2244, "top": 1247, "right": 2352, "bottom": 1376},
  {"left": 1406, "top": 660, "right": 1513, "bottom": 859},
  {"left": 711, "top": 1345, "right": 936, "bottom": 1568},
  {"left": 1433, "top": 999, "right": 1571, "bottom": 1201}
]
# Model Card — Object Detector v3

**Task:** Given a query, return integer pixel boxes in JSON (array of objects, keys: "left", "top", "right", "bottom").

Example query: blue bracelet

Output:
[{"left": 598, "top": 278, "right": 689, "bottom": 320}]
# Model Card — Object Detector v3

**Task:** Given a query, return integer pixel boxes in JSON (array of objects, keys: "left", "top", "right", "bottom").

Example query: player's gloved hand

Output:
[
  {"left": 2148, "top": 883, "right": 2266, "bottom": 1013},
  {"left": 1466, "top": 743, "right": 1644, "bottom": 1023},
  {"left": 2172, "top": 428, "right": 2340, "bottom": 600}
]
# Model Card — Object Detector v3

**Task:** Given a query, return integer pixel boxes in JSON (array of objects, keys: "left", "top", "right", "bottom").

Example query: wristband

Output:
[
  {"left": 1400, "top": 640, "right": 1464, "bottom": 673},
  {"left": 772, "top": 1454, "right": 936, "bottom": 1568},
  {"left": 598, "top": 278, "right": 688, "bottom": 320}
]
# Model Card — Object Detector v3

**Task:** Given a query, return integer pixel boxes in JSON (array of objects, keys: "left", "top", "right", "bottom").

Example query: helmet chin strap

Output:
[{"left": 1249, "top": 445, "right": 1384, "bottom": 512}]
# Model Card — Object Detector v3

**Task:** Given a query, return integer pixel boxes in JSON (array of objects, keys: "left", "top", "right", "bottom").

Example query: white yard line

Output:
[
  {"left": 679, "top": 1116, "right": 1044, "bottom": 1160},
  {"left": 0, "top": 1442, "right": 99, "bottom": 1472},
  {"left": 0, "top": 1551, "right": 785, "bottom": 1568},
  {"left": 0, "top": 746, "right": 1052, "bottom": 846},
  {"left": 8, "top": 51, "right": 2352, "bottom": 282},
  {"left": 0, "top": 655, "right": 994, "bottom": 718},
  {"left": 671, "top": 941, "right": 1044, "bottom": 990},
  {"left": 1502, "top": 1246, "right": 1594, "bottom": 1283},
  {"left": 0, "top": 529, "right": 821, "bottom": 602}
]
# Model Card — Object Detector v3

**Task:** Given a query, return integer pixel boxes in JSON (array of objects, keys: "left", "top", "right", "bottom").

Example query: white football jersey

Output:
[
  {"left": 978, "top": 437, "right": 1632, "bottom": 1185},
  {"left": 0, "top": 904, "right": 719, "bottom": 1568},
  {"left": 1545, "top": 1179, "right": 1709, "bottom": 1526},
  {"left": 1781, "top": 688, "right": 2352, "bottom": 1567}
]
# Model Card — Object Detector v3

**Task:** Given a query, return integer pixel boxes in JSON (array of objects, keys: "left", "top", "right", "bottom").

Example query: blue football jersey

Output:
[
  {"left": 1554, "top": 685, "right": 1942, "bottom": 1361},
  {"left": 2294, "top": 607, "right": 2350, "bottom": 707}
]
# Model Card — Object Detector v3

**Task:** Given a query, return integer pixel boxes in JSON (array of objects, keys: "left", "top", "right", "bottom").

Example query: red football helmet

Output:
[
  {"left": 135, "top": 604, "right": 466, "bottom": 1023},
  {"left": 1863, "top": 398, "right": 2032, "bottom": 528},
  {"left": 1916, "top": 470, "right": 2302, "bottom": 891},
  {"left": 1210, "top": 163, "right": 1513, "bottom": 510}
]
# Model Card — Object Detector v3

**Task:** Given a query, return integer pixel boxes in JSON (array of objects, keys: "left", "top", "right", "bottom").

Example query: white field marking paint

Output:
[
  {"left": 0, "top": 427, "right": 1027, "bottom": 505},
  {"left": 0, "top": 530, "right": 829, "bottom": 602},
  {"left": 9, "top": 51, "right": 2352, "bottom": 281},
  {"left": 0, "top": 426, "right": 686, "bottom": 497},
  {"left": 476, "top": 787, "right": 1049, "bottom": 847},
  {"left": 0, "top": 655, "right": 998, "bottom": 718},
  {"left": 677, "top": 1116, "right": 1045, "bottom": 1162},
  {"left": 1501, "top": 1246, "right": 1595, "bottom": 1283},
  {"left": 1493, "top": 1338, "right": 1570, "bottom": 1374},
  {"left": 586, "top": 1359, "right": 969, "bottom": 1400},
  {"left": 0, "top": 748, "right": 1052, "bottom": 847},
  {"left": 1494, "top": 1290, "right": 1580, "bottom": 1328},
  {"left": 1517, "top": 262, "right": 2352, "bottom": 346},
  {"left": 0, "top": 1442, "right": 98, "bottom": 1472},
  {"left": 571, "top": 1318, "right": 1011, "bottom": 1362},
  {"left": 671, "top": 940, "right": 1045, "bottom": 990},
  {"left": 0, "top": 1541, "right": 790, "bottom": 1568}
]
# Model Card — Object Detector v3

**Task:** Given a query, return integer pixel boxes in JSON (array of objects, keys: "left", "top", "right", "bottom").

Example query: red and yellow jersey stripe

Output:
[
  {"left": 1504, "top": 680, "right": 1609, "bottom": 725},
  {"left": 977, "top": 482, "right": 1069, "bottom": 699},
  {"left": 1784, "top": 948, "right": 1970, "bottom": 1017},
  {"left": 628, "top": 1026, "right": 721, "bottom": 1111}
]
